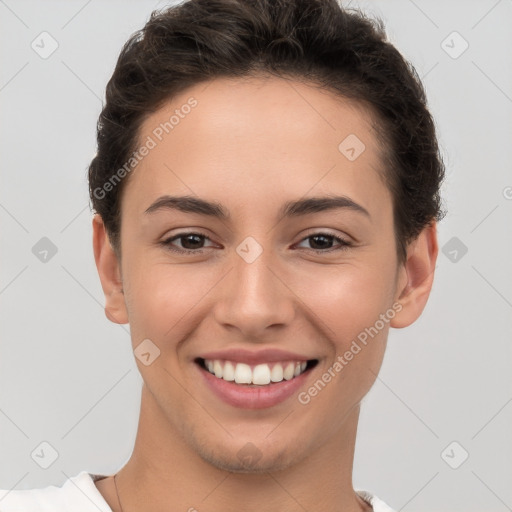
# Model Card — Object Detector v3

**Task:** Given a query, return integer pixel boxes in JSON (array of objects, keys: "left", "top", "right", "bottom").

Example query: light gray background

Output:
[{"left": 1, "top": 0, "right": 511, "bottom": 510}]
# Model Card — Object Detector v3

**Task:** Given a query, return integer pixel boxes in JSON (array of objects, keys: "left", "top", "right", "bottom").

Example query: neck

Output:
[{"left": 114, "top": 384, "right": 369, "bottom": 512}]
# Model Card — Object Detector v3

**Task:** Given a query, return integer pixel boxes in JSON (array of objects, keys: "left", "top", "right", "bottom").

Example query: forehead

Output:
[{"left": 123, "top": 76, "right": 390, "bottom": 220}]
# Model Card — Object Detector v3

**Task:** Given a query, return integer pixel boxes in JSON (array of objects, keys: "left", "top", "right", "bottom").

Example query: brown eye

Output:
[
  {"left": 161, "top": 232, "right": 214, "bottom": 254},
  {"left": 296, "top": 233, "right": 352, "bottom": 253}
]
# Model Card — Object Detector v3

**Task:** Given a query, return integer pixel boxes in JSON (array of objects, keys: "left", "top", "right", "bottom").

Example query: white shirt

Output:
[{"left": 0, "top": 471, "right": 397, "bottom": 511}]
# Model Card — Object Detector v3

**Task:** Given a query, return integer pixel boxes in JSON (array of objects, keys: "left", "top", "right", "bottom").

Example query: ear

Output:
[
  {"left": 391, "top": 221, "right": 439, "bottom": 328},
  {"left": 92, "top": 214, "right": 129, "bottom": 325}
]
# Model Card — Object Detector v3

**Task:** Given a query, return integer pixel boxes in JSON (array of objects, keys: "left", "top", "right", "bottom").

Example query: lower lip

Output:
[{"left": 197, "top": 363, "right": 312, "bottom": 410}]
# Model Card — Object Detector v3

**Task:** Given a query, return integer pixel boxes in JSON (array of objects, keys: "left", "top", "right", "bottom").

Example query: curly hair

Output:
[{"left": 88, "top": 0, "right": 445, "bottom": 264}]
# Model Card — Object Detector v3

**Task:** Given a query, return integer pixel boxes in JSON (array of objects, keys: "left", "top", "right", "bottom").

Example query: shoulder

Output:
[
  {"left": 0, "top": 471, "right": 112, "bottom": 512},
  {"left": 356, "top": 489, "right": 397, "bottom": 512}
]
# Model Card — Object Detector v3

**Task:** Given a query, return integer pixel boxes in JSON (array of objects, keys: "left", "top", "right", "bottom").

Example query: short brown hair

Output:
[{"left": 88, "top": 0, "right": 445, "bottom": 264}]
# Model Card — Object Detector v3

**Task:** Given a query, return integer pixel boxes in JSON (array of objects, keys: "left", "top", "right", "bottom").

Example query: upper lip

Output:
[{"left": 197, "top": 348, "right": 316, "bottom": 365}]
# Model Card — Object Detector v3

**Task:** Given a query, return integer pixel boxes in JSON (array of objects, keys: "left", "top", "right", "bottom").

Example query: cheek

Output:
[
  {"left": 297, "top": 268, "right": 392, "bottom": 423},
  {"left": 124, "top": 260, "right": 219, "bottom": 344},
  {"left": 296, "top": 262, "right": 396, "bottom": 345}
]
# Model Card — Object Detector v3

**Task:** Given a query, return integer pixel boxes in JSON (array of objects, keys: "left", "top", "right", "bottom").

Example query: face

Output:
[{"left": 98, "top": 76, "right": 424, "bottom": 473}]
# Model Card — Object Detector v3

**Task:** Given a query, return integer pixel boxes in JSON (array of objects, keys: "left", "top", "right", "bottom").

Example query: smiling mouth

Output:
[{"left": 196, "top": 358, "right": 318, "bottom": 386}]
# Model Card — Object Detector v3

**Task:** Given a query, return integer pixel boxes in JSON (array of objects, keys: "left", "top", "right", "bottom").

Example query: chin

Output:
[
  {"left": 199, "top": 447, "right": 295, "bottom": 474},
  {"left": 193, "top": 435, "right": 301, "bottom": 474}
]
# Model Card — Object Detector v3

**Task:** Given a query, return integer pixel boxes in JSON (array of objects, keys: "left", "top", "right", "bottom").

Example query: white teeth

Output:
[
  {"left": 203, "top": 359, "right": 310, "bottom": 385},
  {"left": 253, "top": 364, "right": 271, "bottom": 385},
  {"left": 223, "top": 361, "right": 235, "bottom": 381},
  {"left": 213, "top": 360, "right": 223, "bottom": 378},
  {"left": 270, "top": 363, "right": 284, "bottom": 382},
  {"left": 283, "top": 362, "right": 295, "bottom": 380},
  {"left": 234, "top": 363, "right": 252, "bottom": 384}
]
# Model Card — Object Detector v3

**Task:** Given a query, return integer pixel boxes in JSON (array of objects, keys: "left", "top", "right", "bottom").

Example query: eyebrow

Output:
[{"left": 144, "top": 194, "right": 370, "bottom": 219}]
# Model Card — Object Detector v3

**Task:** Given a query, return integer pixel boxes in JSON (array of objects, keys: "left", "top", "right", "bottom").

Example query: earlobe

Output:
[
  {"left": 390, "top": 222, "right": 439, "bottom": 329},
  {"left": 92, "top": 214, "right": 129, "bottom": 325}
]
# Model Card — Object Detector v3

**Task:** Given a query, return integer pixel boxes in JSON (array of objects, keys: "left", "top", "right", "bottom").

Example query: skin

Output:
[{"left": 92, "top": 76, "right": 438, "bottom": 512}]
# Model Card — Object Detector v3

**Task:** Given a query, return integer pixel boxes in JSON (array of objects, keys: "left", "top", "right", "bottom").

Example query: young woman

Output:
[{"left": 0, "top": 0, "right": 444, "bottom": 510}]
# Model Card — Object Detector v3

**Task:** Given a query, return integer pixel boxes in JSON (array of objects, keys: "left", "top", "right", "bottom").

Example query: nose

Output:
[{"left": 212, "top": 243, "right": 296, "bottom": 340}]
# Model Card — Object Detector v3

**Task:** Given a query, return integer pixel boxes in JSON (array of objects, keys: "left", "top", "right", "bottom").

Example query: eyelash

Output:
[{"left": 160, "top": 231, "right": 353, "bottom": 255}]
